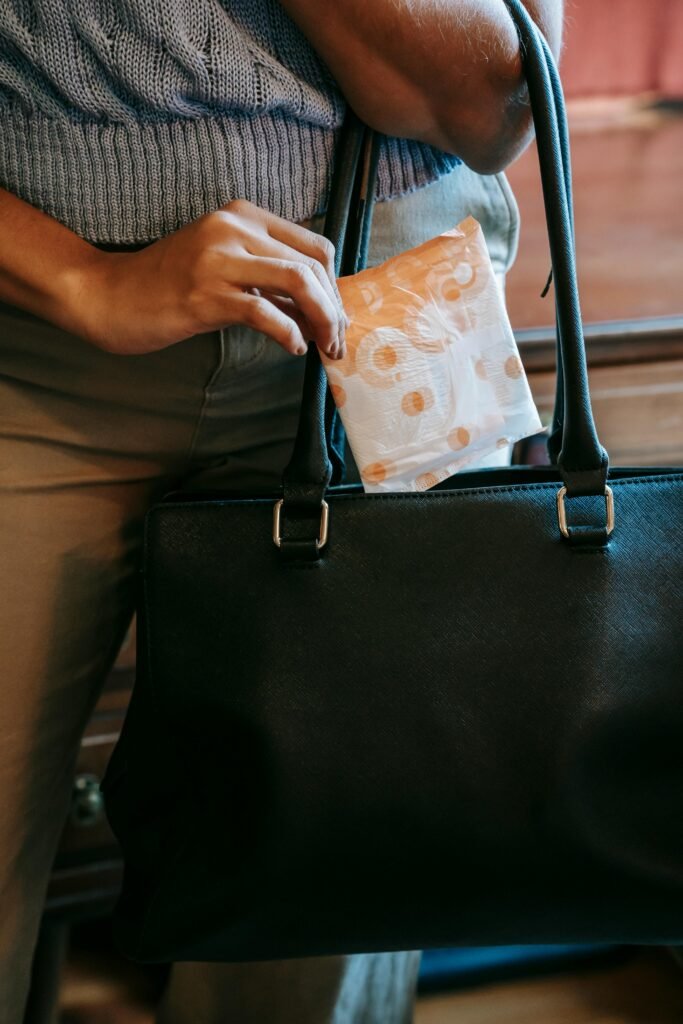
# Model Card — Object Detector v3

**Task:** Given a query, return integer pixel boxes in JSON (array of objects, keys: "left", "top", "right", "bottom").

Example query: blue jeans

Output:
[{"left": 0, "top": 163, "right": 518, "bottom": 1023}]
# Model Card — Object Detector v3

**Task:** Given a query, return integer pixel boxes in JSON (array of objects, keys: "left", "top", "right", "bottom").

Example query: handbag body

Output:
[{"left": 101, "top": 0, "right": 683, "bottom": 963}]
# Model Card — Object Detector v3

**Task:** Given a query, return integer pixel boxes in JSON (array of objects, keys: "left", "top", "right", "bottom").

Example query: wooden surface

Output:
[
  {"left": 505, "top": 107, "right": 683, "bottom": 330},
  {"left": 515, "top": 318, "right": 683, "bottom": 374},
  {"left": 528, "top": 356, "right": 683, "bottom": 466}
]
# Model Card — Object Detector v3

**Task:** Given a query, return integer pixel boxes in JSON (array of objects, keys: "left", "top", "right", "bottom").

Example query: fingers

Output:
[
  {"left": 221, "top": 200, "right": 348, "bottom": 341},
  {"left": 245, "top": 232, "right": 347, "bottom": 356},
  {"left": 251, "top": 289, "right": 310, "bottom": 337},
  {"left": 231, "top": 292, "right": 309, "bottom": 356},
  {"left": 231, "top": 256, "right": 344, "bottom": 358},
  {"left": 263, "top": 215, "right": 342, "bottom": 299}
]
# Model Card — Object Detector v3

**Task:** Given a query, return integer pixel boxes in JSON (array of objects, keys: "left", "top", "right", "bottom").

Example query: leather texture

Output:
[
  {"left": 103, "top": 465, "right": 683, "bottom": 962},
  {"left": 101, "top": 1, "right": 683, "bottom": 963}
]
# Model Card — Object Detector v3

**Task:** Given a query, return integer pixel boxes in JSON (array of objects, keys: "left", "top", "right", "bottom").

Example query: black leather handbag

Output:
[{"left": 101, "top": 0, "right": 683, "bottom": 963}]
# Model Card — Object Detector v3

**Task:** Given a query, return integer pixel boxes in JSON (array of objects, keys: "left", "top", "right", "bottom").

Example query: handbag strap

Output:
[
  {"left": 279, "top": 113, "right": 376, "bottom": 547},
  {"left": 538, "top": 28, "right": 572, "bottom": 467},
  {"left": 486, "top": 0, "right": 609, "bottom": 498},
  {"left": 279, "top": 0, "right": 611, "bottom": 556},
  {"left": 325, "top": 127, "right": 383, "bottom": 484}
]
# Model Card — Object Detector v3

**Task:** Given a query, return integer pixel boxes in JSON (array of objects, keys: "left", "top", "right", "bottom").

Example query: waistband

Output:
[
  {"left": 92, "top": 241, "right": 150, "bottom": 252},
  {"left": 0, "top": 105, "right": 459, "bottom": 247}
]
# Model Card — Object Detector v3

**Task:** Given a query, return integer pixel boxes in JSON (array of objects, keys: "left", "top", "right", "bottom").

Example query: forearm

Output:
[
  {"left": 279, "top": 0, "right": 563, "bottom": 173},
  {"left": 0, "top": 187, "right": 99, "bottom": 335},
  {"left": 0, "top": 190, "right": 347, "bottom": 358}
]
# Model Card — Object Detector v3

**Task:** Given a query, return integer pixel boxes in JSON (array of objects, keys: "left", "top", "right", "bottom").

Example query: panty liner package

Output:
[{"left": 321, "top": 215, "right": 542, "bottom": 492}]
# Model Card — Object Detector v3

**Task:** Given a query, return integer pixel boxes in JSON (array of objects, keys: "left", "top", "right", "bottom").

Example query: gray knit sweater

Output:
[{"left": 0, "top": 0, "right": 460, "bottom": 244}]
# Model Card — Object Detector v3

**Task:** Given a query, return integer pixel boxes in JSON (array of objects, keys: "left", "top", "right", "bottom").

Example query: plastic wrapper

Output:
[{"left": 321, "top": 215, "right": 543, "bottom": 492}]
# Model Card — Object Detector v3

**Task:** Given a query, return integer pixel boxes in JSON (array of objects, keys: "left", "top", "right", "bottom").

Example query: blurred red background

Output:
[{"left": 561, "top": 0, "right": 683, "bottom": 99}]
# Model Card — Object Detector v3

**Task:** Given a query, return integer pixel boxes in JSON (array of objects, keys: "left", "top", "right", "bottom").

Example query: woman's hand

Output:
[{"left": 77, "top": 199, "right": 346, "bottom": 357}]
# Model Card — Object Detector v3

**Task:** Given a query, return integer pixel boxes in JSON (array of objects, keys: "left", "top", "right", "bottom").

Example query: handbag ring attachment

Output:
[
  {"left": 556, "top": 485, "right": 614, "bottom": 539},
  {"left": 273, "top": 499, "right": 329, "bottom": 550}
]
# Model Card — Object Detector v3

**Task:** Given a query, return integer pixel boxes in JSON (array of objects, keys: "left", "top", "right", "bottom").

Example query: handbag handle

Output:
[
  {"left": 328, "top": 27, "right": 573, "bottom": 476},
  {"left": 279, "top": 0, "right": 611, "bottom": 555}
]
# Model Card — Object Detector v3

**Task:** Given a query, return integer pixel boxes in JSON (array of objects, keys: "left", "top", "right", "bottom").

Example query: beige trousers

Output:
[{"left": 0, "top": 164, "right": 518, "bottom": 1023}]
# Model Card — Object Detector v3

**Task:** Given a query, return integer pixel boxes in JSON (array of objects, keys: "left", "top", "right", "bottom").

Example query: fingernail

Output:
[{"left": 297, "top": 344, "right": 307, "bottom": 356}]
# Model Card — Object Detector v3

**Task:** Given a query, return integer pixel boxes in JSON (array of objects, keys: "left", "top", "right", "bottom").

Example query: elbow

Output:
[
  {"left": 433, "top": 75, "right": 535, "bottom": 175},
  {"left": 453, "top": 106, "right": 534, "bottom": 176},
  {"left": 350, "top": 2, "right": 561, "bottom": 175},
  {"left": 432, "top": 1, "right": 563, "bottom": 174},
  {"left": 349, "top": 43, "right": 538, "bottom": 175}
]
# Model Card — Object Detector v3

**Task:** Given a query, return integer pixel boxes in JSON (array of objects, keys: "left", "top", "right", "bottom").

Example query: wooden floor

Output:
[{"left": 505, "top": 99, "right": 683, "bottom": 329}]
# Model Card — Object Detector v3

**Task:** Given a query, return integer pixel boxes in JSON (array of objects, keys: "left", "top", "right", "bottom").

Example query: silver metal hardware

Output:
[
  {"left": 70, "top": 773, "right": 105, "bottom": 827},
  {"left": 556, "top": 485, "right": 614, "bottom": 539},
  {"left": 273, "top": 499, "right": 329, "bottom": 550}
]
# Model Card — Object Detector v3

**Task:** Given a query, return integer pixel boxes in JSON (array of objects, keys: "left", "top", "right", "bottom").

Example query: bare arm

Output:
[
  {"left": 0, "top": 187, "right": 346, "bottom": 357},
  {"left": 0, "top": 186, "right": 100, "bottom": 337},
  {"left": 278, "top": 0, "right": 563, "bottom": 173}
]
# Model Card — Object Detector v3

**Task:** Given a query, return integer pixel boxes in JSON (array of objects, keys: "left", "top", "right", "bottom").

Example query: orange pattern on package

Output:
[
  {"left": 330, "top": 218, "right": 491, "bottom": 398},
  {"left": 321, "top": 216, "right": 541, "bottom": 491}
]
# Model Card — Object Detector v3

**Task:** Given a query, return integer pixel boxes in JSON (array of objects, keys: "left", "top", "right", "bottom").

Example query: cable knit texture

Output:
[{"left": 0, "top": 0, "right": 460, "bottom": 244}]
